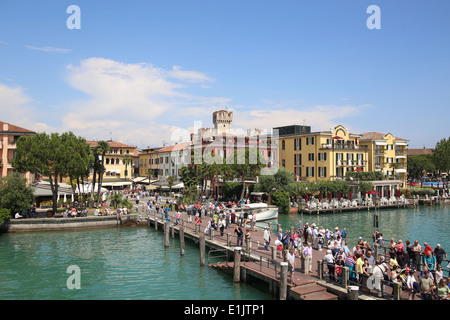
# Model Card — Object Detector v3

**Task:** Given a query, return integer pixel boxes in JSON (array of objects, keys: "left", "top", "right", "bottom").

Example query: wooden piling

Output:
[
  {"left": 179, "top": 226, "right": 185, "bottom": 256},
  {"left": 233, "top": 247, "right": 242, "bottom": 283},
  {"left": 279, "top": 262, "right": 288, "bottom": 300},
  {"left": 164, "top": 222, "right": 170, "bottom": 247},
  {"left": 199, "top": 234, "right": 205, "bottom": 266}
]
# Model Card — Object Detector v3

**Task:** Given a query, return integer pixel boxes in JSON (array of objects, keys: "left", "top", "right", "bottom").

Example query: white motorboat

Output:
[{"left": 241, "top": 203, "right": 279, "bottom": 221}]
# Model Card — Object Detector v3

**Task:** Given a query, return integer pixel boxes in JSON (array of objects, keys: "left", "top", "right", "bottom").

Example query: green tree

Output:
[
  {"left": 109, "top": 193, "right": 123, "bottom": 209},
  {"left": 12, "top": 132, "right": 84, "bottom": 215},
  {"left": 254, "top": 167, "right": 295, "bottom": 194},
  {"left": 358, "top": 181, "right": 373, "bottom": 194},
  {"left": 167, "top": 175, "right": 176, "bottom": 193},
  {"left": 123, "top": 154, "right": 132, "bottom": 180},
  {"left": 433, "top": 137, "right": 450, "bottom": 173},
  {"left": 0, "top": 173, "right": 35, "bottom": 216},
  {"left": 0, "top": 208, "right": 11, "bottom": 225},
  {"left": 229, "top": 149, "right": 265, "bottom": 199},
  {"left": 179, "top": 166, "right": 201, "bottom": 188},
  {"left": 95, "top": 141, "right": 110, "bottom": 203},
  {"left": 222, "top": 182, "right": 243, "bottom": 200},
  {"left": 407, "top": 154, "right": 436, "bottom": 179},
  {"left": 66, "top": 136, "right": 94, "bottom": 204},
  {"left": 271, "top": 190, "right": 290, "bottom": 213}
]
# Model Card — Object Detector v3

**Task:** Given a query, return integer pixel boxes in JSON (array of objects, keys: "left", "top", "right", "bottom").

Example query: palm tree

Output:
[
  {"left": 123, "top": 154, "right": 131, "bottom": 180},
  {"left": 96, "top": 141, "right": 110, "bottom": 203},
  {"left": 167, "top": 175, "right": 176, "bottom": 193},
  {"left": 389, "top": 162, "right": 400, "bottom": 179}
]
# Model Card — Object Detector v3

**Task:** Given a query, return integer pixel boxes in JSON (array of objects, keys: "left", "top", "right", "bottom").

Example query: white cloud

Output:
[
  {"left": 0, "top": 83, "right": 56, "bottom": 133},
  {"left": 58, "top": 58, "right": 229, "bottom": 146},
  {"left": 25, "top": 45, "right": 71, "bottom": 53},
  {"left": 167, "top": 65, "right": 214, "bottom": 83},
  {"left": 232, "top": 104, "right": 371, "bottom": 132}
]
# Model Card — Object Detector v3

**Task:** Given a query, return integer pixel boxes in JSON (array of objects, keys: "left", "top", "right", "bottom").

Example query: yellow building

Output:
[
  {"left": 359, "top": 132, "right": 409, "bottom": 182},
  {"left": 138, "top": 147, "right": 162, "bottom": 178},
  {"left": 87, "top": 140, "right": 137, "bottom": 181},
  {"left": 277, "top": 125, "right": 369, "bottom": 182}
]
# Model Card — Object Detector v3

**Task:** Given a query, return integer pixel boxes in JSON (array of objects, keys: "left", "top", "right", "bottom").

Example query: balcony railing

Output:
[
  {"left": 336, "top": 160, "right": 367, "bottom": 166},
  {"left": 320, "top": 144, "right": 368, "bottom": 151}
]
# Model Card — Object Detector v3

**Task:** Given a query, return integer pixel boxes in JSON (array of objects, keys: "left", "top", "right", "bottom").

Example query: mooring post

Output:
[
  {"left": 171, "top": 223, "right": 175, "bottom": 238},
  {"left": 317, "top": 260, "right": 323, "bottom": 280},
  {"left": 233, "top": 247, "right": 242, "bottom": 283},
  {"left": 179, "top": 226, "right": 185, "bottom": 256},
  {"left": 279, "top": 262, "right": 288, "bottom": 300},
  {"left": 164, "top": 222, "right": 170, "bottom": 248},
  {"left": 199, "top": 234, "right": 205, "bottom": 266},
  {"left": 342, "top": 267, "right": 349, "bottom": 289},
  {"left": 393, "top": 282, "right": 402, "bottom": 300},
  {"left": 271, "top": 246, "right": 277, "bottom": 260},
  {"left": 154, "top": 212, "right": 157, "bottom": 231}
]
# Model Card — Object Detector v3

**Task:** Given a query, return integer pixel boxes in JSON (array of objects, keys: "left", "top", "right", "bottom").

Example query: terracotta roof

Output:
[
  {"left": 0, "top": 121, "right": 35, "bottom": 133},
  {"left": 360, "top": 132, "right": 408, "bottom": 141},
  {"left": 86, "top": 140, "right": 136, "bottom": 149},
  {"left": 407, "top": 148, "right": 434, "bottom": 156},
  {"left": 157, "top": 145, "right": 175, "bottom": 153}
]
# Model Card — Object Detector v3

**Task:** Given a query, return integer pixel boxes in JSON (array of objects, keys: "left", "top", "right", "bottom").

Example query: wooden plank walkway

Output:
[{"left": 144, "top": 207, "right": 342, "bottom": 300}]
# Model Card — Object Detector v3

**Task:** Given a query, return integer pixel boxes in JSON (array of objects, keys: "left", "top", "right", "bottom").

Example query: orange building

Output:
[{"left": 0, "top": 121, "right": 36, "bottom": 183}]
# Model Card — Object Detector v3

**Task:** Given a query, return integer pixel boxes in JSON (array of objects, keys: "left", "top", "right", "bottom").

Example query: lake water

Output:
[
  {"left": 274, "top": 204, "right": 450, "bottom": 251},
  {"left": 0, "top": 226, "right": 271, "bottom": 300},
  {"left": 1, "top": 204, "right": 448, "bottom": 300}
]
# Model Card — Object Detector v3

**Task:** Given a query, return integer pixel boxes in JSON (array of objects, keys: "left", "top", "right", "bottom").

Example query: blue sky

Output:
[{"left": 0, "top": 0, "right": 449, "bottom": 148}]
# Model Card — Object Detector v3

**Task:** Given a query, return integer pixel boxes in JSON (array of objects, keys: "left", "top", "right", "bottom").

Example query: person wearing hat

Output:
[
  {"left": 334, "top": 227, "right": 341, "bottom": 239},
  {"left": 264, "top": 226, "right": 271, "bottom": 251}
]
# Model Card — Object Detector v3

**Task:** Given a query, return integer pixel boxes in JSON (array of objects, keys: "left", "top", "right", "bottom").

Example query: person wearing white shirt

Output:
[{"left": 287, "top": 249, "right": 296, "bottom": 285}]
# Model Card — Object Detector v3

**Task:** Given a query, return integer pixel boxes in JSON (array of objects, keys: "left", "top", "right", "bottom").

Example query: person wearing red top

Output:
[{"left": 423, "top": 242, "right": 433, "bottom": 256}]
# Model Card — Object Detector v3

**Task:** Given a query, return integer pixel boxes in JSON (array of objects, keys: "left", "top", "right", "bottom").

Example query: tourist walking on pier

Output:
[
  {"left": 411, "top": 240, "right": 422, "bottom": 271},
  {"left": 235, "top": 225, "right": 243, "bottom": 247},
  {"left": 323, "top": 250, "right": 335, "bottom": 281},
  {"left": 287, "top": 248, "right": 296, "bottom": 285},
  {"left": 302, "top": 242, "right": 313, "bottom": 274},
  {"left": 406, "top": 269, "right": 420, "bottom": 300},
  {"left": 419, "top": 270, "right": 436, "bottom": 300},
  {"left": 263, "top": 227, "right": 271, "bottom": 251},
  {"left": 434, "top": 244, "right": 447, "bottom": 267}
]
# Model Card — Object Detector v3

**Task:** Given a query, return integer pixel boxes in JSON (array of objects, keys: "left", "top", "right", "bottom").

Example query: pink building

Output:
[{"left": 0, "top": 121, "right": 36, "bottom": 183}]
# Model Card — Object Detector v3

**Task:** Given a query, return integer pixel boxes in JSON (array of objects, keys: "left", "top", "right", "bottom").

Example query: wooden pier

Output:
[{"left": 145, "top": 209, "right": 383, "bottom": 300}]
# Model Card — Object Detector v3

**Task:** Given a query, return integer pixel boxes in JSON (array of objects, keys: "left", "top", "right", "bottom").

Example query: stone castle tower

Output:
[{"left": 213, "top": 109, "right": 233, "bottom": 134}]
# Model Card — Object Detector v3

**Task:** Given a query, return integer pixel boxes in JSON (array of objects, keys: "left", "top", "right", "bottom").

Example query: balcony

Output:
[
  {"left": 374, "top": 162, "right": 385, "bottom": 169},
  {"left": 320, "top": 143, "right": 368, "bottom": 151},
  {"left": 336, "top": 160, "right": 367, "bottom": 167},
  {"left": 7, "top": 141, "right": 16, "bottom": 149},
  {"left": 395, "top": 148, "right": 407, "bottom": 156},
  {"left": 374, "top": 148, "right": 385, "bottom": 155}
]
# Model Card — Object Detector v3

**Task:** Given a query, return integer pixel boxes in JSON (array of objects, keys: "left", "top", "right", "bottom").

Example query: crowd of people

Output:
[{"left": 319, "top": 228, "right": 450, "bottom": 300}]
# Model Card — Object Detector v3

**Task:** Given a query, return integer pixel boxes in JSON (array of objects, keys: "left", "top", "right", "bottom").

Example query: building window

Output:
[
  {"left": 294, "top": 154, "right": 302, "bottom": 166},
  {"left": 308, "top": 153, "right": 314, "bottom": 161},
  {"left": 306, "top": 137, "right": 314, "bottom": 145},
  {"left": 294, "top": 138, "right": 301, "bottom": 151},
  {"left": 318, "top": 153, "right": 327, "bottom": 161},
  {"left": 306, "top": 167, "right": 314, "bottom": 177},
  {"left": 319, "top": 167, "right": 327, "bottom": 178},
  {"left": 282, "top": 159, "right": 285, "bottom": 168},
  {"left": 282, "top": 140, "right": 285, "bottom": 150}
]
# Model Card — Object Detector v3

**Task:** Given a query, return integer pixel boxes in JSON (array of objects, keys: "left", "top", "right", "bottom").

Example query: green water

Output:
[
  {"left": 275, "top": 205, "right": 450, "bottom": 250},
  {"left": 1, "top": 205, "right": 448, "bottom": 300},
  {"left": 0, "top": 227, "right": 271, "bottom": 300}
]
